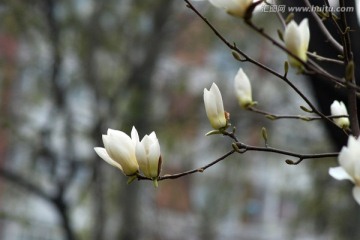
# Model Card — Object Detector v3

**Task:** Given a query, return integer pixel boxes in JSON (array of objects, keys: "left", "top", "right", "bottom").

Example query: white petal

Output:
[
  {"left": 136, "top": 142, "right": 149, "bottom": 176},
  {"left": 234, "top": 68, "right": 252, "bottom": 107},
  {"left": 204, "top": 89, "right": 217, "bottom": 117},
  {"left": 94, "top": 147, "right": 123, "bottom": 171},
  {"left": 339, "top": 146, "right": 356, "bottom": 177},
  {"left": 204, "top": 89, "right": 218, "bottom": 127},
  {"left": 331, "top": 101, "right": 350, "bottom": 128},
  {"left": 102, "top": 135, "right": 112, "bottom": 154},
  {"left": 107, "top": 129, "right": 134, "bottom": 152},
  {"left": 342, "top": 136, "right": 360, "bottom": 179},
  {"left": 136, "top": 141, "right": 147, "bottom": 164},
  {"left": 131, "top": 126, "right": 139, "bottom": 143},
  {"left": 210, "top": 83, "right": 225, "bottom": 116},
  {"left": 352, "top": 186, "right": 360, "bottom": 205},
  {"left": 99, "top": 129, "right": 139, "bottom": 175},
  {"left": 204, "top": 83, "right": 227, "bottom": 129},
  {"left": 347, "top": 135, "right": 359, "bottom": 149},
  {"left": 329, "top": 166, "right": 354, "bottom": 182},
  {"left": 143, "top": 135, "right": 153, "bottom": 150},
  {"left": 330, "top": 100, "right": 341, "bottom": 115},
  {"left": 299, "top": 18, "right": 310, "bottom": 51},
  {"left": 110, "top": 140, "right": 131, "bottom": 162},
  {"left": 148, "top": 131, "right": 157, "bottom": 141},
  {"left": 103, "top": 135, "right": 132, "bottom": 167},
  {"left": 339, "top": 101, "right": 349, "bottom": 115},
  {"left": 149, "top": 140, "right": 160, "bottom": 160},
  {"left": 149, "top": 134, "right": 161, "bottom": 176},
  {"left": 284, "top": 21, "right": 302, "bottom": 54}
]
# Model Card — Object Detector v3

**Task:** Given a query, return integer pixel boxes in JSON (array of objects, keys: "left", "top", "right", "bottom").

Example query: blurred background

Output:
[{"left": 0, "top": 0, "right": 360, "bottom": 239}]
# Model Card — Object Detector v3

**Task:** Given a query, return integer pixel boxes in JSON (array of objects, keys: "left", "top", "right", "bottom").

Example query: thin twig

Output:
[
  {"left": 242, "top": 14, "right": 360, "bottom": 94},
  {"left": 137, "top": 129, "right": 339, "bottom": 182},
  {"left": 248, "top": 106, "right": 348, "bottom": 121},
  {"left": 307, "top": 51, "right": 344, "bottom": 65},
  {"left": 243, "top": 19, "right": 351, "bottom": 89},
  {"left": 137, "top": 150, "right": 236, "bottom": 181},
  {"left": 235, "top": 141, "right": 338, "bottom": 165}
]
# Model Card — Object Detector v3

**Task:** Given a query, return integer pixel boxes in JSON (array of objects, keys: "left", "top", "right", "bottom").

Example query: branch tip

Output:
[{"left": 285, "top": 159, "right": 294, "bottom": 165}]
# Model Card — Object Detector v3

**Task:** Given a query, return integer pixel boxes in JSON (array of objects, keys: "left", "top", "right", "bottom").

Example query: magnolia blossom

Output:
[
  {"left": 94, "top": 127, "right": 139, "bottom": 176},
  {"left": 330, "top": 100, "right": 350, "bottom": 129},
  {"left": 209, "top": 0, "right": 253, "bottom": 18},
  {"left": 204, "top": 83, "right": 227, "bottom": 130},
  {"left": 329, "top": 135, "right": 360, "bottom": 205},
  {"left": 284, "top": 19, "right": 310, "bottom": 67},
  {"left": 234, "top": 68, "right": 252, "bottom": 108},
  {"left": 136, "top": 132, "right": 162, "bottom": 179}
]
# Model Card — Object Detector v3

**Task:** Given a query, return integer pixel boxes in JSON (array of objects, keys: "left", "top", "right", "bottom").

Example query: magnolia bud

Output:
[
  {"left": 204, "top": 83, "right": 227, "bottom": 130},
  {"left": 284, "top": 19, "right": 310, "bottom": 67},
  {"left": 330, "top": 100, "right": 350, "bottom": 129},
  {"left": 234, "top": 68, "right": 253, "bottom": 108},
  {"left": 135, "top": 131, "right": 162, "bottom": 179}
]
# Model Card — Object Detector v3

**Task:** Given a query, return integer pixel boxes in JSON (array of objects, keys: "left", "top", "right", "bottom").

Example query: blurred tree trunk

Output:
[
  {"left": 116, "top": 2, "right": 174, "bottom": 239},
  {"left": 0, "top": 34, "right": 17, "bottom": 240}
]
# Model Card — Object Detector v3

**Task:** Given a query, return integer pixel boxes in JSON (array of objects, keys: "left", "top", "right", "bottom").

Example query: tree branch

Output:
[
  {"left": 302, "top": 0, "right": 343, "bottom": 53},
  {"left": 248, "top": 106, "right": 349, "bottom": 121},
  {"left": 136, "top": 126, "right": 339, "bottom": 182},
  {"left": 339, "top": 0, "right": 360, "bottom": 136},
  {"left": 183, "top": 0, "right": 351, "bottom": 133},
  {"left": 0, "top": 168, "right": 51, "bottom": 201},
  {"left": 137, "top": 150, "right": 236, "bottom": 181}
]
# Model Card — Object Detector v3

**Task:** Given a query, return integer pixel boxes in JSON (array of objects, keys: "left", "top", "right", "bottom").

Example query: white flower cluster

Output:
[
  {"left": 94, "top": 127, "right": 162, "bottom": 186},
  {"left": 94, "top": 1, "right": 358, "bottom": 205},
  {"left": 203, "top": 67, "right": 254, "bottom": 131}
]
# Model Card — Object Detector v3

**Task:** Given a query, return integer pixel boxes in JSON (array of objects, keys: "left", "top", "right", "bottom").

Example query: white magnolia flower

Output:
[
  {"left": 234, "top": 68, "right": 252, "bottom": 108},
  {"left": 284, "top": 19, "right": 310, "bottom": 67},
  {"left": 329, "top": 135, "right": 360, "bottom": 205},
  {"left": 204, "top": 83, "right": 227, "bottom": 130},
  {"left": 209, "top": 0, "right": 253, "bottom": 18},
  {"left": 136, "top": 131, "right": 162, "bottom": 179},
  {"left": 94, "top": 127, "right": 139, "bottom": 176},
  {"left": 330, "top": 100, "right": 350, "bottom": 129}
]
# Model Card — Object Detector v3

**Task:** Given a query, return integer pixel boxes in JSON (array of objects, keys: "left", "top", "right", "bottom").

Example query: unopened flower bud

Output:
[
  {"left": 330, "top": 100, "right": 350, "bottom": 129},
  {"left": 284, "top": 19, "right": 310, "bottom": 67},
  {"left": 204, "top": 83, "right": 227, "bottom": 130},
  {"left": 135, "top": 131, "right": 162, "bottom": 179},
  {"left": 234, "top": 68, "right": 253, "bottom": 108}
]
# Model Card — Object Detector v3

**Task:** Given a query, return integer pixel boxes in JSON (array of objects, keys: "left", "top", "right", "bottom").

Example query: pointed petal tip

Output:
[{"left": 329, "top": 166, "right": 354, "bottom": 182}]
